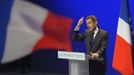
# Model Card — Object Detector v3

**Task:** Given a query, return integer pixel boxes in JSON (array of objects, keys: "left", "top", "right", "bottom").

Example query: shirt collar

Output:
[{"left": 94, "top": 27, "right": 99, "bottom": 34}]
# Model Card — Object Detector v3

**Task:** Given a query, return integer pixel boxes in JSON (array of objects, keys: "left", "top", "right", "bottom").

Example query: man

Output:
[{"left": 72, "top": 15, "right": 108, "bottom": 75}]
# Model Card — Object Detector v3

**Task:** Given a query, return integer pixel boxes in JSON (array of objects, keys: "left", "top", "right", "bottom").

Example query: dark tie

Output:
[{"left": 90, "top": 32, "right": 94, "bottom": 45}]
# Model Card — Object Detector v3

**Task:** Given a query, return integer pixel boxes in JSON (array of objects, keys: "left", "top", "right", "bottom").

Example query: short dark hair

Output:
[{"left": 86, "top": 15, "right": 97, "bottom": 22}]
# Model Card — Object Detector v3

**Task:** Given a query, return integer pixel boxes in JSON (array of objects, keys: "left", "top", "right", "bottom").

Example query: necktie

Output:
[{"left": 90, "top": 32, "right": 94, "bottom": 45}]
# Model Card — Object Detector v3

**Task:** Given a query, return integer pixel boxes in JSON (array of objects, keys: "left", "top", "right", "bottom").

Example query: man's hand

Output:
[
  {"left": 77, "top": 17, "right": 84, "bottom": 27},
  {"left": 90, "top": 52, "right": 99, "bottom": 58}
]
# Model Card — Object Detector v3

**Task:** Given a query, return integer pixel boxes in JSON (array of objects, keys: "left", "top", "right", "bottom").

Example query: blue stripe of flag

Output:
[
  {"left": 119, "top": 0, "right": 130, "bottom": 23},
  {"left": 0, "top": 0, "right": 14, "bottom": 62}
]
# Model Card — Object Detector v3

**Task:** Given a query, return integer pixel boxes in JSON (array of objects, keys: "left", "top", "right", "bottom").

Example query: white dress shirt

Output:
[{"left": 93, "top": 27, "right": 99, "bottom": 38}]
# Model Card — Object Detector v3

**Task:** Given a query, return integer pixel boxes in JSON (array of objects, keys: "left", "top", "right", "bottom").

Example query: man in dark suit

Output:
[{"left": 72, "top": 15, "right": 108, "bottom": 75}]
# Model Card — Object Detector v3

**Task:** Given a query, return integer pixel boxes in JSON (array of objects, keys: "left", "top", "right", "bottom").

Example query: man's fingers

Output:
[
  {"left": 90, "top": 52, "right": 93, "bottom": 55},
  {"left": 91, "top": 53, "right": 99, "bottom": 58},
  {"left": 77, "top": 17, "right": 84, "bottom": 27},
  {"left": 79, "top": 17, "right": 84, "bottom": 22},
  {"left": 80, "top": 17, "right": 84, "bottom": 20}
]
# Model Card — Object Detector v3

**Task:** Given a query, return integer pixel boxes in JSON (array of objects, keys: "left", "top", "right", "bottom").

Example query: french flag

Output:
[
  {"left": 0, "top": 0, "right": 72, "bottom": 63},
  {"left": 112, "top": 0, "right": 134, "bottom": 75}
]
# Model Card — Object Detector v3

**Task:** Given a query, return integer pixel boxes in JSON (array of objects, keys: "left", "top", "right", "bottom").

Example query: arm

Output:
[
  {"left": 72, "top": 17, "right": 86, "bottom": 41},
  {"left": 72, "top": 30, "right": 86, "bottom": 41},
  {"left": 97, "top": 32, "right": 108, "bottom": 56}
]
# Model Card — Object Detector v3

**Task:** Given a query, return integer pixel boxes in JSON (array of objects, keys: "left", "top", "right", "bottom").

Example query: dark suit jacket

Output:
[{"left": 72, "top": 28, "right": 108, "bottom": 62}]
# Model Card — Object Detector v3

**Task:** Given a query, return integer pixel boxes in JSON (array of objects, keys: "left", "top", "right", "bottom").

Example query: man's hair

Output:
[{"left": 86, "top": 15, "right": 97, "bottom": 22}]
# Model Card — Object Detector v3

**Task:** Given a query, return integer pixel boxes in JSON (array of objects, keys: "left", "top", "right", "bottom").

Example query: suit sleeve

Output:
[
  {"left": 72, "top": 30, "right": 86, "bottom": 41},
  {"left": 97, "top": 32, "right": 108, "bottom": 56}
]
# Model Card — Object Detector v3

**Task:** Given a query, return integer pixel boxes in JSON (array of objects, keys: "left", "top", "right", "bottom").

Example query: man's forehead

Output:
[{"left": 86, "top": 19, "right": 93, "bottom": 22}]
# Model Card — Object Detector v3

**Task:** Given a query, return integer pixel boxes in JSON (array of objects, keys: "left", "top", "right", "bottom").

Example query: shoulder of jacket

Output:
[{"left": 100, "top": 29, "right": 108, "bottom": 34}]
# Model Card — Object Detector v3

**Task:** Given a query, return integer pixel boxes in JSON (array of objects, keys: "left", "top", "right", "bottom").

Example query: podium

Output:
[{"left": 58, "top": 51, "right": 89, "bottom": 75}]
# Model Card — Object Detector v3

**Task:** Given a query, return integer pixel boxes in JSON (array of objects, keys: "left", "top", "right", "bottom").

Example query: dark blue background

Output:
[
  {"left": 1, "top": 0, "right": 134, "bottom": 75},
  {"left": 29, "top": 0, "right": 134, "bottom": 75},
  {"left": 28, "top": 0, "right": 134, "bottom": 75}
]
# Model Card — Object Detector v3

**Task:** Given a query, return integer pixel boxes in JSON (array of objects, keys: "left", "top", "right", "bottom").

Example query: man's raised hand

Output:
[{"left": 77, "top": 17, "right": 84, "bottom": 27}]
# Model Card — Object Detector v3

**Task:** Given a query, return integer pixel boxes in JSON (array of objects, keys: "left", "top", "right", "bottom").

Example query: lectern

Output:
[{"left": 58, "top": 51, "right": 89, "bottom": 75}]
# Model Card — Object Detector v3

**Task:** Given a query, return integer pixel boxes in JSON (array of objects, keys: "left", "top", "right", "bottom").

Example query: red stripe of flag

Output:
[
  {"left": 113, "top": 35, "right": 133, "bottom": 75},
  {"left": 33, "top": 12, "right": 73, "bottom": 51}
]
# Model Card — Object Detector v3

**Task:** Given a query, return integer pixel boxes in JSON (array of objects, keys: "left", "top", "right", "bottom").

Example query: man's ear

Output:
[{"left": 95, "top": 21, "right": 97, "bottom": 25}]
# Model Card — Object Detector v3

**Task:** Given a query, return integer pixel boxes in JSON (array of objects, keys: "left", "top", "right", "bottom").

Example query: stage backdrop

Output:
[
  {"left": 29, "top": 0, "right": 134, "bottom": 75},
  {"left": 0, "top": 0, "right": 134, "bottom": 75}
]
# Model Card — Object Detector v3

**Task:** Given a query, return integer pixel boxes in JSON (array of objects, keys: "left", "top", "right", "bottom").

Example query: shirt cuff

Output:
[{"left": 74, "top": 26, "right": 80, "bottom": 31}]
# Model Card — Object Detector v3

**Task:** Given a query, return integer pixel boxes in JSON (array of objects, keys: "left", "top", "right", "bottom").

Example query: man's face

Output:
[{"left": 86, "top": 19, "right": 97, "bottom": 31}]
